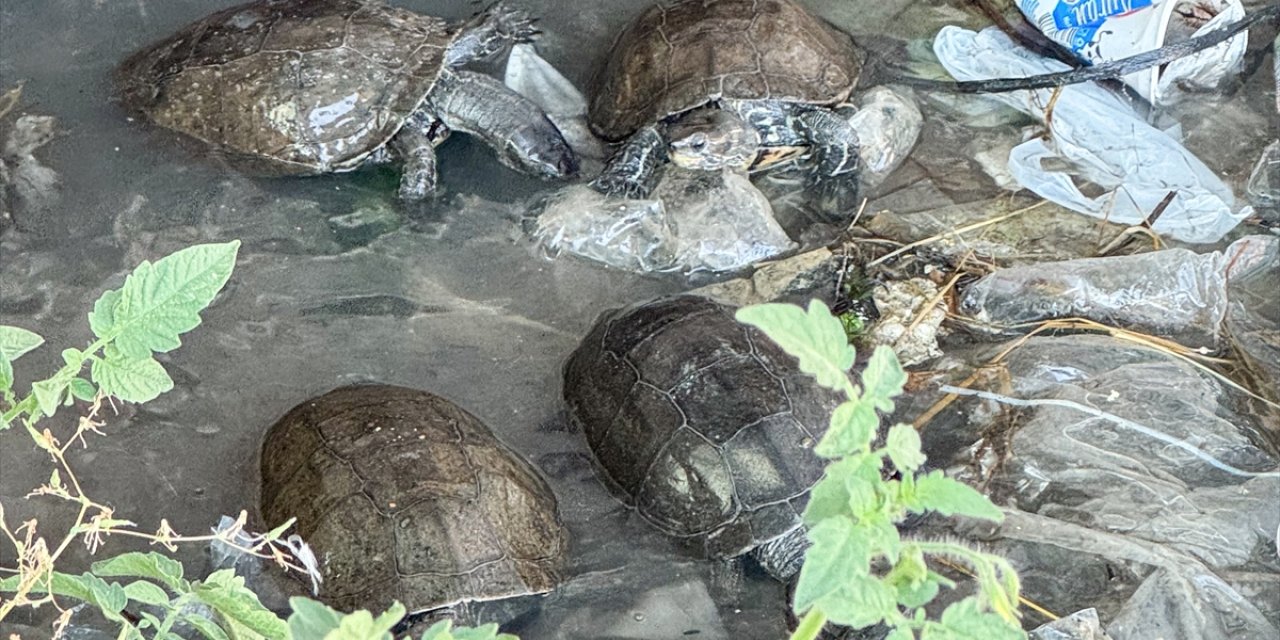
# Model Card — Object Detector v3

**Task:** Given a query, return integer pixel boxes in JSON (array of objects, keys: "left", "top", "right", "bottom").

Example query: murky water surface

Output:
[{"left": 0, "top": 0, "right": 1273, "bottom": 637}]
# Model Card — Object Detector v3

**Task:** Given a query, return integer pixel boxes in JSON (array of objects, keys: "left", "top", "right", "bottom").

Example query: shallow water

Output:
[{"left": 0, "top": 0, "right": 1274, "bottom": 637}]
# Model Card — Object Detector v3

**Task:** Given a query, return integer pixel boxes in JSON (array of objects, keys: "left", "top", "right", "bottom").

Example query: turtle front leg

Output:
[
  {"left": 446, "top": 3, "right": 539, "bottom": 67},
  {"left": 390, "top": 114, "right": 444, "bottom": 201},
  {"left": 795, "top": 107, "right": 861, "bottom": 181},
  {"left": 591, "top": 126, "right": 666, "bottom": 199}
]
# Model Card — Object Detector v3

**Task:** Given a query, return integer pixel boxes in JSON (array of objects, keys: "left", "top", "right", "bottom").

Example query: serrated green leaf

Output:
[
  {"left": 288, "top": 597, "right": 345, "bottom": 640},
  {"left": 885, "top": 424, "right": 926, "bottom": 473},
  {"left": 802, "top": 454, "right": 881, "bottom": 525},
  {"left": 89, "top": 241, "right": 239, "bottom": 359},
  {"left": 69, "top": 377, "right": 97, "bottom": 401},
  {"left": 844, "top": 474, "right": 881, "bottom": 520},
  {"left": 815, "top": 573, "right": 897, "bottom": 629},
  {"left": 736, "top": 301, "right": 855, "bottom": 393},
  {"left": 32, "top": 378, "right": 66, "bottom": 418},
  {"left": 451, "top": 624, "right": 507, "bottom": 640},
  {"left": 914, "top": 471, "right": 1003, "bottom": 522},
  {"left": 925, "top": 597, "right": 1025, "bottom": 640},
  {"left": 92, "top": 552, "right": 185, "bottom": 591},
  {"left": 329, "top": 606, "right": 401, "bottom": 640},
  {"left": 191, "top": 569, "right": 287, "bottom": 638},
  {"left": 861, "top": 345, "right": 907, "bottom": 412},
  {"left": 0, "top": 325, "right": 44, "bottom": 361},
  {"left": 886, "top": 626, "right": 916, "bottom": 640},
  {"left": 793, "top": 517, "right": 870, "bottom": 613},
  {"left": 815, "top": 400, "right": 878, "bottom": 459},
  {"left": 88, "top": 574, "right": 130, "bottom": 620},
  {"left": 0, "top": 352, "right": 13, "bottom": 394},
  {"left": 89, "top": 288, "right": 122, "bottom": 338},
  {"left": 123, "top": 580, "right": 172, "bottom": 606},
  {"left": 183, "top": 613, "right": 232, "bottom": 640},
  {"left": 419, "top": 621, "right": 455, "bottom": 640},
  {"left": 91, "top": 353, "right": 173, "bottom": 403}
]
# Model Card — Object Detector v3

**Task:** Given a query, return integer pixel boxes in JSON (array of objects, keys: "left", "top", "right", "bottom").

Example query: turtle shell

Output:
[
  {"left": 563, "top": 296, "right": 842, "bottom": 560},
  {"left": 588, "top": 0, "right": 863, "bottom": 141},
  {"left": 259, "top": 385, "right": 567, "bottom": 614},
  {"left": 115, "top": 0, "right": 453, "bottom": 175}
]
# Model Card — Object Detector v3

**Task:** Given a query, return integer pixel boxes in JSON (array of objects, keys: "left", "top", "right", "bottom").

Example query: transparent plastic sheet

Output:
[
  {"left": 960, "top": 236, "right": 1278, "bottom": 348},
  {"left": 1028, "top": 608, "right": 1113, "bottom": 640},
  {"left": 529, "top": 168, "right": 796, "bottom": 274},
  {"left": 1223, "top": 235, "right": 1280, "bottom": 405},
  {"left": 1246, "top": 139, "right": 1280, "bottom": 222},
  {"left": 932, "top": 27, "right": 1251, "bottom": 243},
  {"left": 930, "top": 334, "right": 1280, "bottom": 638},
  {"left": 846, "top": 86, "right": 923, "bottom": 186}
]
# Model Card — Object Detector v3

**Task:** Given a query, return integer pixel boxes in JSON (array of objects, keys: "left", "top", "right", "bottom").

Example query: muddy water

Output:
[{"left": 0, "top": 0, "right": 1272, "bottom": 637}]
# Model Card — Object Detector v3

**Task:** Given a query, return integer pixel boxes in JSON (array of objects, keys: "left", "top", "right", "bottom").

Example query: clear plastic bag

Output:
[{"left": 932, "top": 27, "right": 1251, "bottom": 244}]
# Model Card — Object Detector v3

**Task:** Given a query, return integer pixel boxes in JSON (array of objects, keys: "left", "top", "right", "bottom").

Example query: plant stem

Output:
[{"left": 790, "top": 609, "right": 828, "bottom": 640}]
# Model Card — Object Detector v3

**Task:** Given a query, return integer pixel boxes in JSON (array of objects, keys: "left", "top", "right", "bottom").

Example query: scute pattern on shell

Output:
[
  {"left": 260, "top": 384, "right": 567, "bottom": 614},
  {"left": 116, "top": 0, "right": 452, "bottom": 174},
  {"left": 588, "top": 0, "right": 862, "bottom": 140},
  {"left": 563, "top": 296, "right": 842, "bottom": 560}
]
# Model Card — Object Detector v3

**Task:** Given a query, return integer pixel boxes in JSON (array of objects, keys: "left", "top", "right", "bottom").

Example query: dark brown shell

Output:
[
  {"left": 588, "top": 0, "right": 862, "bottom": 141},
  {"left": 259, "top": 385, "right": 567, "bottom": 614},
  {"left": 115, "top": 0, "right": 453, "bottom": 174},
  {"left": 563, "top": 296, "right": 842, "bottom": 560}
]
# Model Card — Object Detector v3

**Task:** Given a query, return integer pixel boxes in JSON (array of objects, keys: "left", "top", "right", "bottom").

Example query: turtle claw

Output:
[{"left": 486, "top": 2, "right": 540, "bottom": 44}]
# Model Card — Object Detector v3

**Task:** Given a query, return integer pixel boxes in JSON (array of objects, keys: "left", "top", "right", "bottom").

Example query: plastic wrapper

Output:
[
  {"left": 933, "top": 27, "right": 1250, "bottom": 244},
  {"left": 925, "top": 334, "right": 1280, "bottom": 639},
  {"left": 1247, "top": 139, "right": 1280, "bottom": 221},
  {"left": 530, "top": 168, "right": 796, "bottom": 274},
  {"left": 845, "top": 86, "right": 922, "bottom": 186},
  {"left": 1016, "top": 0, "right": 1248, "bottom": 105},
  {"left": 960, "top": 235, "right": 1275, "bottom": 348}
]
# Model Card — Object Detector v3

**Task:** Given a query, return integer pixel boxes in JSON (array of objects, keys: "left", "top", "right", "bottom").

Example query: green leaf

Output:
[
  {"left": 451, "top": 624, "right": 510, "bottom": 640},
  {"left": 886, "top": 546, "right": 936, "bottom": 609},
  {"left": 191, "top": 569, "right": 287, "bottom": 639},
  {"left": 815, "top": 400, "right": 878, "bottom": 459},
  {"left": 0, "top": 325, "right": 44, "bottom": 361},
  {"left": 183, "top": 613, "right": 232, "bottom": 640},
  {"left": 123, "top": 580, "right": 172, "bottom": 606},
  {"left": 88, "top": 241, "right": 240, "bottom": 359},
  {"left": 0, "top": 351, "right": 12, "bottom": 395},
  {"left": 736, "top": 301, "right": 855, "bottom": 393},
  {"left": 92, "top": 552, "right": 185, "bottom": 591},
  {"left": 844, "top": 474, "right": 882, "bottom": 520},
  {"left": 792, "top": 517, "right": 870, "bottom": 613},
  {"left": 815, "top": 573, "right": 897, "bottom": 629},
  {"left": 32, "top": 378, "right": 67, "bottom": 418},
  {"left": 886, "top": 626, "right": 916, "bottom": 640},
  {"left": 288, "top": 597, "right": 345, "bottom": 640},
  {"left": 331, "top": 606, "right": 402, "bottom": 640},
  {"left": 69, "top": 377, "right": 97, "bottom": 402},
  {"left": 913, "top": 471, "right": 1003, "bottom": 522},
  {"left": 861, "top": 345, "right": 908, "bottom": 412},
  {"left": 884, "top": 424, "right": 926, "bottom": 473},
  {"left": 802, "top": 454, "right": 881, "bottom": 525},
  {"left": 91, "top": 352, "right": 174, "bottom": 403},
  {"left": 924, "top": 597, "right": 1025, "bottom": 640}
]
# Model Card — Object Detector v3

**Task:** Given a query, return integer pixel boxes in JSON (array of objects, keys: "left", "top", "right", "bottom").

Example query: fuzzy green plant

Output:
[
  {"left": 0, "top": 241, "right": 508, "bottom": 639},
  {"left": 737, "top": 301, "right": 1025, "bottom": 640}
]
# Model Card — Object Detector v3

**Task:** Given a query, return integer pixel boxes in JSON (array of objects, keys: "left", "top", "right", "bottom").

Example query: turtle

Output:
[
  {"left": 586, "top": 0, "right": 864, "bottom": 201},
  {"left": 259, "top": 384, "right": 568, "bottom": 619},
  {"left": 562, "top": 295, "right": 844, "bottom": 579},
  {"left": 115, "top": 0, "right": 579, "bottom": 200}
]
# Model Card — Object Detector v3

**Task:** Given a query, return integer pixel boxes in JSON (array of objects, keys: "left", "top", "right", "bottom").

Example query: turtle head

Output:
[
  {"left": 504, "top": 120, "right": 580, "bottom": 180},
  {"left": 666, "top": 108, "right": 760, "bottom": 172}
]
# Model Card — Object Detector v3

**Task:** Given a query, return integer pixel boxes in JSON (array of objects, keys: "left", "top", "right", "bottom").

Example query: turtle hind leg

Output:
[
  {"left": 390, "top": 112, "right": 444, "bottom": 201},
  {"left": 446, "top": 3, "right": 539, "bottom": 67},
  {"left": 591, "top": 126, "right": 666, "bottom": 199}
]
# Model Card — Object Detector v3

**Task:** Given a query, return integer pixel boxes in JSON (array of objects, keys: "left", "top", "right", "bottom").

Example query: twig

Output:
[{"left": 894, "top": 4, "right": 1279, "bottom": 94}]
